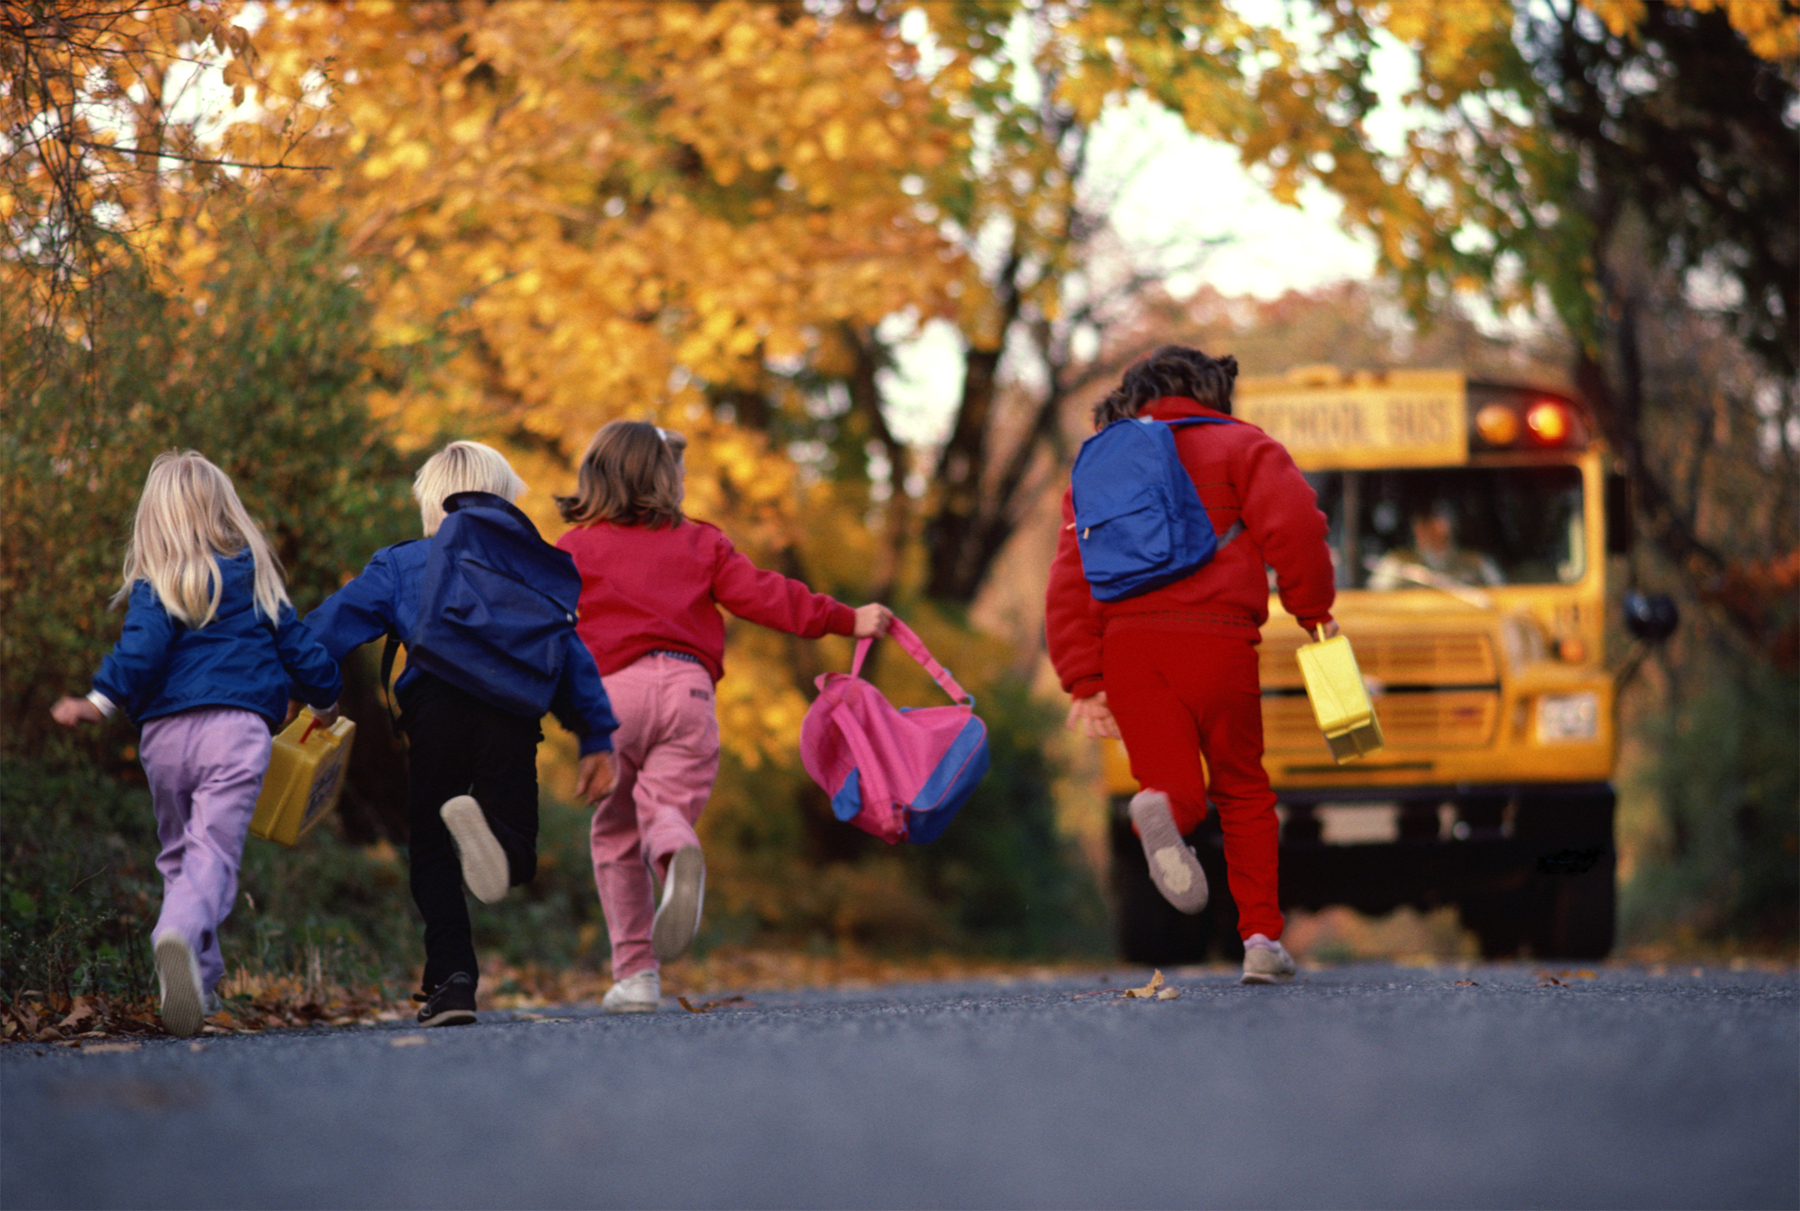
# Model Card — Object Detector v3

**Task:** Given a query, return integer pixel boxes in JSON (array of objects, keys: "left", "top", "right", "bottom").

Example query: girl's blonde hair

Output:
[
  {"left": 113, "top": 450, "right": 290, "bottom": 628},
  {"left": 555, "top": 421, "right": 685, "bottom": 529},
  {"left": 413, "top": 440, "right": 527, "bottom": 536}
]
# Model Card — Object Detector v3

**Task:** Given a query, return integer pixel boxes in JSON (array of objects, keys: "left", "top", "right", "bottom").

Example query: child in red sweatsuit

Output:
[
  {"left": 1045, "top": 345, "right": 1337, "bottom": 984},
  {"left": 555, "top": 420, "right": 894, "bottom": 1012}
]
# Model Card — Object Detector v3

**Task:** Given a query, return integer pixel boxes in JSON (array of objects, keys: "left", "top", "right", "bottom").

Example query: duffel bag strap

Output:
[{"left": 850, "top": 618, "right": 972, "bottom": 706}]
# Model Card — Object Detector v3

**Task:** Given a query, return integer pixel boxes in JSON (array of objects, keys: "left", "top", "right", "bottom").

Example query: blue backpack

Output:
[
  {"left": 405, "top": 491, "right": 583, "bottom": 717},
  {"left": 1070, "top": 416, "right": 1238, "bottom": 602}
]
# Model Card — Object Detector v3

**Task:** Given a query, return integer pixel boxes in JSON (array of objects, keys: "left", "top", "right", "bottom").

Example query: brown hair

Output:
[
  {"left": 556, "top": 420, "right": 685, "bottom": 528},
  {"left": 1091, "top": 345, "right": 1239, "bottom": 429}
]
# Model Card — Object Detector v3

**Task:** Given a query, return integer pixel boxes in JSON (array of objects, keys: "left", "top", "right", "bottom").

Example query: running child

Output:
[
  {"left": 51, "top": 450, "right": 344, "bottom": 1037},
  {"left": 304, "top": 441, "right": 619, "bottom": 1026},
  {"left": 555, "top": 420, "right": 893, "bottom": 1013},
  {"left": 1045, "top": 346, "right": 1337, "bottom": 984}
]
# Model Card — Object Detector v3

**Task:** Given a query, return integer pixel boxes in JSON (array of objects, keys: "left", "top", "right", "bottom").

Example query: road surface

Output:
[{"left": 3, "top": 962, "right": 1794, "bottom": 1209}]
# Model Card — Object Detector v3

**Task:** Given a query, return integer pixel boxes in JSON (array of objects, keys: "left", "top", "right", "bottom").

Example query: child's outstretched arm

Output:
[
  {"left": 53, "top": 580, "right": 179, "bottom": 727},
  {"left": 51, "top": 696, "right": 105, "bottom": 727},
  {"left": 548, "top": 630, "right": 619, "bottom": 750},
  {"left": 1065, "top": 691, "right": 1123, "bottom": 740},
  {"left": 273, "top": 601, "right": 343, "bottom": 724},
  {"left": 575, "top": 751, "right": 617, "bottom": 805},
  {"left": 852, "top": 604, "right": 895, "bottom": 638}
]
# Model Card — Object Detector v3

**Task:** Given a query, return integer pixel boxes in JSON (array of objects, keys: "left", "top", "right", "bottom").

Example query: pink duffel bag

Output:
[{"left": 800, "top": 619, "right": 990, "bottom": 844}]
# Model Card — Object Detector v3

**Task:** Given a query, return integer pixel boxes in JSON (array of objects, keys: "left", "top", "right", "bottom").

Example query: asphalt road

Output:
[{"left": 3, "top": 962, "right": 1794, "bottom": 1210}]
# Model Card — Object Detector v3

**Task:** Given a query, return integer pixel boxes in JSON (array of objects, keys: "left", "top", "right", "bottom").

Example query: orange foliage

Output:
[{"left": 228, "top": 1, "right": 963, "bottom": 457}]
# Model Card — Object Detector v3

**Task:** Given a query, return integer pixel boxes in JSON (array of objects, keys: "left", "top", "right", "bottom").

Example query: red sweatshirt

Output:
[
  {"left": 1045, "top": 395, "right": 1336, "bottom": 699},
  {"left": 556, "top": 519, "right": 856, "bottom": 683}
]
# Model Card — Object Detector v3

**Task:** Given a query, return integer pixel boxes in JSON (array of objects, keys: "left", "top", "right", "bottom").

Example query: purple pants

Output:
[
  {"left": 139, "top": 708, "right": 271, "bottom": 993},
  {"left": 590, "top": 653, "right": 720, "bottom": 979}
]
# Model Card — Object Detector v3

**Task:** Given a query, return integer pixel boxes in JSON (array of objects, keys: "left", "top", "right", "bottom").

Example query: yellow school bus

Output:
[{"left": 1104, "top": 366, "right": 1676, "bottom": 963}]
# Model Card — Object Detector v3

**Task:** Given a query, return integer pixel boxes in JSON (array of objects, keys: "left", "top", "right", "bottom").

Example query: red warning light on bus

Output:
[{"left": 1525, "top": 400, "right": 1571, "bottom": 446}]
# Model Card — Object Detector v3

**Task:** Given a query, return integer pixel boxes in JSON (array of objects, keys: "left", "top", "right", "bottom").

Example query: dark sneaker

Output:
[
  {"left": 414, "top": 972, "right": 478, "bottom": 1027},
  {"left": 153, "top": 932, "right": 205, "bottom": 1039},
  {"left": 1128, "top": 790, "right": 1208, "bottom": 914},
  {"left": 441, "top": 795, "right": 508, "bottom": 904},
  {"left": 651, "top": 846, "right": 705, "bottom": 963}
]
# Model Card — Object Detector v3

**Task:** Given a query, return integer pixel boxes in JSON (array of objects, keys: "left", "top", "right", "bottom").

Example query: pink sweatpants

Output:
[
  {"left": 138, "top": 707, "right": 272, "bottom": 993},
  {"left": 590, "top": 653, "right": 720, "bottom": 979}
]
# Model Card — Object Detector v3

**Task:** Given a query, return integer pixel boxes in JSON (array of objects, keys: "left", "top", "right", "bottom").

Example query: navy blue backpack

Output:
[
  {"left": 1070, "top": 416, "right": 1238, "bottom": 602},
  {"left": 405, "top": 491, "right": 582, "bottom": 717}
]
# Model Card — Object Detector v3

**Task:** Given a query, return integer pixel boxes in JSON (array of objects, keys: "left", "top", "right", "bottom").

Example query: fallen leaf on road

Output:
[
  {"left": 1536, "top": 973, "right": 1565, "bottom": 987},
  {"left": 678, "top": 995, "right": 749, "bottom": 1014},
  {"left": 188, "top": 1042, "right": 207, "bottom": 1053},
  {"left": 1454, "top": 979, "right": 1479, "bottom": 987},
  {"left": 1155, "top": 987, "right": 1180, "bottom": 1001},
  {"left": 58, "top": 997, "right": 101, "bottom": 1033},
  {"left": 389, "top": 1035, "right": 427, "bottom": 1047},
  {"left": 81, "top": 1042, "right": 140, "bottom": 1054},
  {"left": 1122, "top": 970, "right": 1165, "bottom": 999}
]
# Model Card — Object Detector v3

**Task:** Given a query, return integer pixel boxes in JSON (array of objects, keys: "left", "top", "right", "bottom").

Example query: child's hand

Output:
[
  {"left": 311, "top": 703, "right": 340, "bottom": 728},
  {"left": 852, "top": 604, "right": 895, "bottom": 638},
  {"left": 576, "top": 751, "right": 618, "bottom": 804},
  {"left": 1065, "top": 691, "right": 1122, "bottom": 740},
  {"left": 1308, "top": 620, "right": 1341, "bottom": 641},
  {"left": 51, "top": 696, "right": 103, "bottom": 727}
]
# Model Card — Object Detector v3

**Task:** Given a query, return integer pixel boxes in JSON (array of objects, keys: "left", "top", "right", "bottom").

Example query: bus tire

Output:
[
  {"left": 1514, "top": 787, "right": 1617, "bottom": 960},
  {"left": 1460, "top": 895, "right": 1526, "bottom": 960},
  {"left": 1525, "top": 852, "right": 1617, "bottom": 960}
]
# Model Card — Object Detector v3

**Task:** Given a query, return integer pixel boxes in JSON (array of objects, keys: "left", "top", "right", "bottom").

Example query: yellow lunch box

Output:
[
  {"left": 1295, "top": 634, "right": 1384, "bottom": 762},
  {"left": 250, "top": 709, "right": 356, "bottom": 846}
]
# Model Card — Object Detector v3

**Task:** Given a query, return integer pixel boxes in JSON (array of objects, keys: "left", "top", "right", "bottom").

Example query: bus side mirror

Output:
[
  {"left": 1605, "top": 473, "right": 1631, "bottom": 555},
  {"left": 1623, "top": 592, "right": 1678, "bottom": 643}
]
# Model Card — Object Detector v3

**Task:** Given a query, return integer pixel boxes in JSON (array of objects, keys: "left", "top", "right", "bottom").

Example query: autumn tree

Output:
[
  {"left": 1234, "top": 0, "right": 1798, "bottom": 655},
  {"left": 0, "top": 1, "right": 308, "bottom": 354}
]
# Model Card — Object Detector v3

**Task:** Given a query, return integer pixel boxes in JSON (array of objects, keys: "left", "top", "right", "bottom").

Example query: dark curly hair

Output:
[{"left": 1092, "top": 345, "right": 1239, "bottom": 429}]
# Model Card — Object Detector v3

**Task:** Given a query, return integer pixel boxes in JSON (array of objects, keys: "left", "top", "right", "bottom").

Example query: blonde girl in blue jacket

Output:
[{"left": 52, "top": 451, "right": 342, "bottom": 1038}]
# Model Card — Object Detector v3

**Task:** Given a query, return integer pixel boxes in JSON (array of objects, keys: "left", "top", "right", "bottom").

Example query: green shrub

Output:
[
  {"left": 1622, "top": 656, "right": 1800, "bottom": 949},
  {"left": 1, "top": 212, "right": 417, "bottom": 774}
]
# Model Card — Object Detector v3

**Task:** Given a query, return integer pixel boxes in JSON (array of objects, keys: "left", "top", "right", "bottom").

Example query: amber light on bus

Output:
[
  {"left": 1526, "top": 400, "right": 1573, "bottom": 446},
  {"left": 1474, "top": 404, "right": 1522, "bottom": 446}
]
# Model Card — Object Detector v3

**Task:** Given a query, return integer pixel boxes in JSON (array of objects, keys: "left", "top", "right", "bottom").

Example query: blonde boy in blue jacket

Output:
[{"left": 305, "top": 442, "right": 617, "bottom": 1026}]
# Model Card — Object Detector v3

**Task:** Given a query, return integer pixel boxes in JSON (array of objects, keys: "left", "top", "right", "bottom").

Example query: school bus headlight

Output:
[
  {"left": 1526, "top": 400, "right": 1572, "bottom": 445},
  {"left": 1475, "top": 403, "right": 1521, "bottom": 446},
  {"left": 1536, "top": 692, "right": 1599, "bottom": 742}
]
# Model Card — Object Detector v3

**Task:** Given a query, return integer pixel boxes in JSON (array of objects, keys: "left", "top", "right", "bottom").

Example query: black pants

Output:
[{"left": 399, "top": 671, "right": 542, "bottom": 992}]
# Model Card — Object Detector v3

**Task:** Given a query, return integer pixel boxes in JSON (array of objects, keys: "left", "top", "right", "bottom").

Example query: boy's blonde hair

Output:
[
  {"left": 113, "top": 450, "right": 290, "bottom": 628},
  {"left": 555, "top": 421, "right": 685, "bottom": 529},
  {"left": 413, "top": 440, "right": 527, "bottom": 536}
]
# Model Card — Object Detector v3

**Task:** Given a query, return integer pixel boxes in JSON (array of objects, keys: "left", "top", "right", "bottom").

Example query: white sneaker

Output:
[
  {"left": 602, "top": 969, "right": 661, "bottom": 1013},
  {"left": 1241, "top": 934, "right": 1297, "bottom": 984},
  {"left": 153, "top": 932, "right": 204, "bottom": 1039},
  {"left": 652, "top": 846, "right": 705, "bottom": 963},
  {"left": 1127, "top": 791, "right": 1208, "bottom": 914},
  {"left": 441, "top": 795, "right": 509, "bottom": 904}
]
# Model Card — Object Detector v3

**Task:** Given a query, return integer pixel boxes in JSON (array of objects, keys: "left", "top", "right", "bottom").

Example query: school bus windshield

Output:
[{"left": 1305, "top": 465, "right": 1586, "bottom": 590}]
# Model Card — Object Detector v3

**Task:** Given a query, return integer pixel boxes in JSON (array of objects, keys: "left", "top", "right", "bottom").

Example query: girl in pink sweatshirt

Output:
[{"left": 556, "top": 421, "right": 892, "bottom": 1012}]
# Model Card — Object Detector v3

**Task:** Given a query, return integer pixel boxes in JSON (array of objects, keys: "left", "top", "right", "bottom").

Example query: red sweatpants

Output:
[{"left": 1102, "top": 627, "right": 1283, "bottom": 941}]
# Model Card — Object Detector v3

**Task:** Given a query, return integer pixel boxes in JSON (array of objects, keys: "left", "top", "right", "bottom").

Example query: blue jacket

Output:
[
  {"left": 92, "top": 549, "right": 343, "bottom": 729},
  {"left": 303, "top": 535, "right": 618, "bottom": 755}
]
